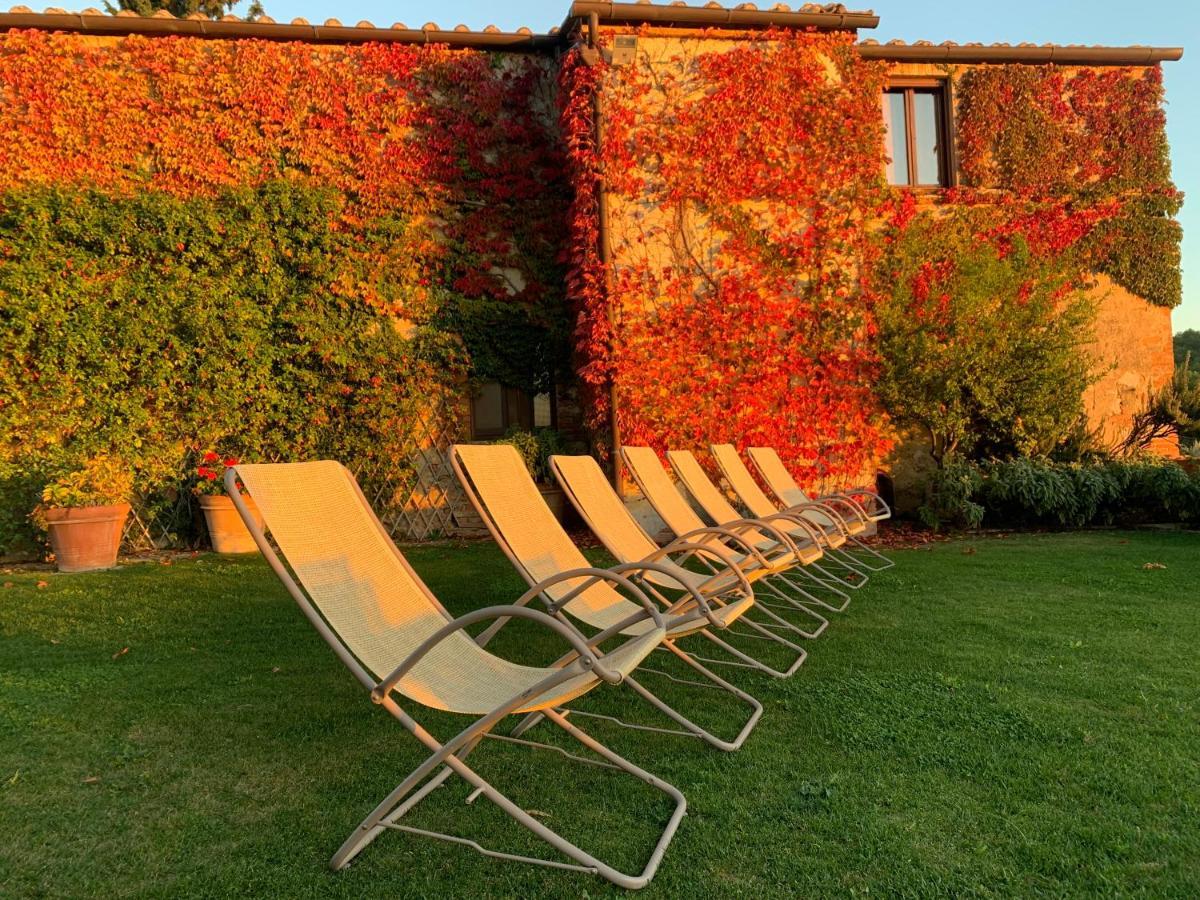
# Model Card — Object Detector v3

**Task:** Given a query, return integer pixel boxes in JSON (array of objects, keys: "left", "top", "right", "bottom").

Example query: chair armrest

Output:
[
  {"left": 645, "top": 539, "right": 756, "bottom": 603},
  {"left": 605, "top": 559, "right": 723, "bottom": 630},
  {"left": 671, "top": 525, "right": 774, "bottom": 569},
  {"left": 371, "top": 605, "right": 622, "bottom": 704}
]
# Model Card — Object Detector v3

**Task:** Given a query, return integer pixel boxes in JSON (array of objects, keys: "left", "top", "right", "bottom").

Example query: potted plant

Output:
[
  {"left": 194, "top": 452, "right": 262, "bottom": 554},
  {"left": 33, "top": 455, "right": 133, "bottom": 573}
]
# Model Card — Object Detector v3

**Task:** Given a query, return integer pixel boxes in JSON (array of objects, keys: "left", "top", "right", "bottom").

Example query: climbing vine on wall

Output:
[
  {"left": 0, "top": 29, "right": 571, "bottom": 551},
  {"left": 0, "top": 29, "right": 570, "bottom": 379},
  {"left": 560, "top": 29, "right": 895, "bottom": 485},
  {"left": 955, "top": 63, "right": 1182, "bottom": 308}
]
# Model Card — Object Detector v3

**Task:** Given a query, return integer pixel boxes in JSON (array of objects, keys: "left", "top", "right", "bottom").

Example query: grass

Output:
[{"left": 1, "top": 530, "right": 1198, "bottom": 898}]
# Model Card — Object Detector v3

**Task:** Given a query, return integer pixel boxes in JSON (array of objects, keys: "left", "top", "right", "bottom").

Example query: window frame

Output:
[
  {"left": 469, "top": 381, "right": 556, "bottom": 440},
  {"left": 884, "top": 77, "right": 957, "bottom": 190}
]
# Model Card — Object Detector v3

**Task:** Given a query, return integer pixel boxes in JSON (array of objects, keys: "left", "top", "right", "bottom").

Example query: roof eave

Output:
[{"left": 860, "top": 43, "right": 1183, "bottom": 65}]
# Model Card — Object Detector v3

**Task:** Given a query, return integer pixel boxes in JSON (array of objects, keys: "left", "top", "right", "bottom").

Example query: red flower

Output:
[
  {"left": 223, "top": 457, "right": 238, "bottom": 467},
  {"left": 197, "top": 466, "right": 218, "bottom": 480},
  {"left": 202, "top": 451, "right": 219, "bottom": 463}
]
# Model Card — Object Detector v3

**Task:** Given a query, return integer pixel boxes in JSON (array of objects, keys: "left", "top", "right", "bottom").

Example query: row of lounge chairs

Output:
[{"left": 226, "top": 444, "right": 893, "bottom": 889}]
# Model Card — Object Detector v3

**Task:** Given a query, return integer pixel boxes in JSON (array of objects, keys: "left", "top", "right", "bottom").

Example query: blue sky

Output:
[{"left": 236, "top": 0, "right": 1199, "bottom": 331}]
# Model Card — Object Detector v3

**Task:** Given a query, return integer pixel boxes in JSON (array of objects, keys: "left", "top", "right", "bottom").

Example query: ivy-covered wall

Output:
[
  {"left": 0, "top": 25, "right": 1184, "bottom": 551},
  {"left": 0, "top": 30, "right": 570, "bottom": 554},
  {"left": 558, "top": 31, "right": 1182, "bottom": 490}
]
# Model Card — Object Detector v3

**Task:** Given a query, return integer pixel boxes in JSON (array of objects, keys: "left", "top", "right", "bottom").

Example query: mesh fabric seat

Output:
[
  {"left": 666, "top": 449, "right": 823, "bottom": 563},
  {"left": 237, "top": 461, "right": 659, "bottom": 714},
  {"left": 451, "top": 444, "right": 748, "bottom": 637}
]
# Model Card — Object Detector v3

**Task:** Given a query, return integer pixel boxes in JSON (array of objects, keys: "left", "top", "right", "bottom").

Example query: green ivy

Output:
[{"left": 0, "top": 182, "right": 466, "bottom": 554}]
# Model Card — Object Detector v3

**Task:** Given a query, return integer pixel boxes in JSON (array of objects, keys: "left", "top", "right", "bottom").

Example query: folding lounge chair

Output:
[
  {"left": 449, "top": 443, "right": 762, "bottom": 751},
  {"left": 746, "top": 446, "right": 894, "bottom": 572},
  {"left": 225, "top": 461, "right": 684, "bottom": 890},
  {"left": 621, "top": 445, "right": 835, "bottom": 636},
  {"left": 747, "top": 445, "right": 891, "bottom": 524},
  {"left": 666, "top": 449, "right": 858, "bottom": 608},
  {"left": 550, "top": 453, "right": 808, "bottom": 677},
  {"left": 709, "top": 444, "right": 875, "bottom": 585}
]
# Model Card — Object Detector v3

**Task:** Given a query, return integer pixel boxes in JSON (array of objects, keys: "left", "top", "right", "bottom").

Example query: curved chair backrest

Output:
[
  {"left": 665, "top": 450, "right": 744, "bottom": 526},
  {"left": 235, "top": 461, "right": 494, "bottom": 711},
  {"left": 747, "top": 447, "right": 810, "bottom": 508},
  {"left": 450, "top": 444, "right": 642, "bottom": 630},
  {"left": 709, "top": 444, "right": 779, "bottom": 519},
  {"left": 550, "top": 454, "right": 661, "bottom": 564},
  {"left": 621, "top": 446, "right": 708, "bottom": 539}
]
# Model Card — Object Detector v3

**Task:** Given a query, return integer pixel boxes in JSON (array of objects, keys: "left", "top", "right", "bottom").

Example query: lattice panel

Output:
[
  {"left": 351, "top": 393, "right": 480, "bottom": 542},
  {"left": 118, "top": 392, "right": 476, "bottom": 550}
]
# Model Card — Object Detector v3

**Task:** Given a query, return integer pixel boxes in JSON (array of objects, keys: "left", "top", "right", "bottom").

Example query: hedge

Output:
[
  {"left": 920, "top": 455, "right": 1200, "bottom": 530},
  {"left": 0, "top": 182, "right": 463, "bottom": 555}
]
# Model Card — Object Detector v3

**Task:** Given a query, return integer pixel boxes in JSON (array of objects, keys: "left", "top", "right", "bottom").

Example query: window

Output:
[
  {"left": 884, "top": 81, "right": 952, "bottom": 188},
  {"left": 470, "top": 381, "right": 555, "bottom": 439}
]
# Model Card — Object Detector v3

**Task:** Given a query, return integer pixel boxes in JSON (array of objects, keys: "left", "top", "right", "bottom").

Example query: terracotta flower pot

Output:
[
  {"left": 199, "top": 494, "right": 263, "bottom": 554},
  {"left": 43, "top": 503, "right": 130, "bottom": 573}
]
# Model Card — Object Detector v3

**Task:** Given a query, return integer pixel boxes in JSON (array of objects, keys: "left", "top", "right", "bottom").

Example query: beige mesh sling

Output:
[
  {"left": 709, "top": 443, "right": 875, "bottom": 587},
  {"left": 549, "top": 453, "right": 809, "bottom": 678},
  {"left": 667, "top": 449, "right": 859, "bottom": 609},
  {"left": 747, "top": 446, "right": 894, "bottom": 571},
  {"left": 621, "top": 445, "right": 835, "bottom": 637},
  {"left": 450, "top": 443, "right": 761, "bottom": 751},
  {"left": 225, "top": 461, "right": 683, "bottom": 890}
]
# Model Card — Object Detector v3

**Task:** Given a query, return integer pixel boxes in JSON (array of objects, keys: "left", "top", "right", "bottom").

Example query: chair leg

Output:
[
  {"left": 841, "top": 535, "right": 895, "bottom": 571},
  {"left": 773, "top": 568, "right": 852, "bottom": 613},
  {"left": 757, "top": 576, "right": 830, "bottom": 637},
  {"left": 333, "top": 698, "right": 686, "bottom": 890},
  {"left": 698, "top": 621, "right": 806, "bottom": 678}
]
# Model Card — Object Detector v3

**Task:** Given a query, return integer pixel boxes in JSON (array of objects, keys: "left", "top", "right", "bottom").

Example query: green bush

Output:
[
  {"left": 491, "top": 427, "right": 564, "bottom": 484},
  {"left": 0, "top": 183, "right": 464, "bottom": 553},
  {"left": 919, "top": 455, "right": 1200, "bottom": 530}
]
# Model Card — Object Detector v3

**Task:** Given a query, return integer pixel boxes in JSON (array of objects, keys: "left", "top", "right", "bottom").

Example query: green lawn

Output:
[{"left": 2, "top": 531, "right": 1198, "bottom": 898}]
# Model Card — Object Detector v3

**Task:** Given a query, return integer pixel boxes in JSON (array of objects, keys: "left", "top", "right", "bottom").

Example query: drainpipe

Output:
[{"left": 585, "top": 12, "right": 624, "bottom": 496}]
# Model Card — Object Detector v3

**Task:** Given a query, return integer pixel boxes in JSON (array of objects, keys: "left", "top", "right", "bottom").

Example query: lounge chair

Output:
[
  {"left": 666, "top": 449, "right": 858, "bottom": 607},
  {"left": 621, "top": 445, "right": 836, "bottom": 635},
  {"left": 709, "top": 444, "right": 883, "bottom": 581},
  {"left": 746, "top": 445, "right": 891, "bottom": 526},
  {"left": 549, "top": 453, "right": 809, "bottom": 677},
  {"left": 225, "top": 460, "right": 683, "bottom": 889},
  {"left": 735, "top": 446, "right": 895, "bottom": 572},
  {"left": 449, "top": 443, "right": 762, "bottom": 751}
]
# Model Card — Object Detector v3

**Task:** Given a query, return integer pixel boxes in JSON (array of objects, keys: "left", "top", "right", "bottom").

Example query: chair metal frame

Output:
[
  {"left": 742, "top": 446, "right": 895, "bottom": 572},
  {"left": 548, "top": 454, "right": 810, "bottom": 679},
  {"left": 666, "top": 449, "right": 864, "bottom": 608},
  {"left": 225, "top": 465, "right": 686, "bottom": 889},
  {"left": 450, "top": 444, "right": 764, "bottom": 751}
]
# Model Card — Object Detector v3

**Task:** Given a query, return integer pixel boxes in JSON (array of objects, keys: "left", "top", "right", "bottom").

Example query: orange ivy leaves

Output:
[
  {"left": 0, "top": 30, "right": 566, "bottom": 320},
  {"left": 560, "top": 29, "right": 893, "bottom": 485}
]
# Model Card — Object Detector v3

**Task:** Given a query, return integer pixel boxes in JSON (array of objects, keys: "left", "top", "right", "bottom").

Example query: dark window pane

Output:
[
  {"left": 886, "top": 91, "right": 909, "bottom": 185},
  {"left": 472, "top": 381, "right": 504, "bottom": 437},
  {"left": 912, "top": 91, "right": 942, "bottom": 186}
]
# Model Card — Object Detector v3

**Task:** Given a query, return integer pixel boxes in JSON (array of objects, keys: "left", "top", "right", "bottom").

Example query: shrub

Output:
[
  {"left": 919, "top": 455, "right": 1200, "bottom": 530},
  {"left": 0, "top": 183, "right": 464, "bottom": 553},
  {"left": 877, "top": 207, "right": 1098, "bottom": 465},
  {"left": 491, "top": 427, "right": 565, "bottom": 484}
]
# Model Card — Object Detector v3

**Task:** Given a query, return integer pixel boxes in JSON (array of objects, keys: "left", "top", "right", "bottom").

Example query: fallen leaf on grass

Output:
[
  {"left": 112, "top": 647, "right": 130, "bottom": 660},
  {"left": 961, "top": 547, "right": 977, "bottom": 555},
  {"left": 36, "top": 580, "right": 48, "bottom": 589},
  {"left": 1143, "top": 562, "right": 1167, "bottom": 570},
  {"left": 159, "top": 558, "right": 173, "bottom": 566},
  {"left": 82, "top": 775, "right": 100, "bottom": 784},
  {"left": 1118, "top": 540, "right": 1129, "bottom": 545},
  {"left": 525, "top": 809, "right": 552, "bottom": 819},
  {"left": 3, "top": 582, "right": 12, "bottom": 588},
  {"left": 50, "top": 639, "right": 60, "bottom": 645},
  {"left": 271, "top": 667, "right": 281, "bottom": 673}
]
